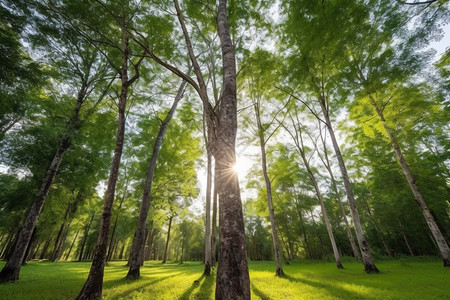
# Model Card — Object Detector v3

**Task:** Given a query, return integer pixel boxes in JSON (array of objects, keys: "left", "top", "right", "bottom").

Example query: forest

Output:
[{"left": 0, "top": 0, "right": 449, "bottom": 299}]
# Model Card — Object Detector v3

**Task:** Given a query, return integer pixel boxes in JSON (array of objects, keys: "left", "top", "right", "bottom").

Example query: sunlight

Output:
[{"left": 232, "top": 156, "right": 253, "bottom": 176}]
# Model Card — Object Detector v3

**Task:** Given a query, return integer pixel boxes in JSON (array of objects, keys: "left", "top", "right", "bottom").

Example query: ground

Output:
[{"left": 0, "top": 257, "right": 449, "bottom": 299}]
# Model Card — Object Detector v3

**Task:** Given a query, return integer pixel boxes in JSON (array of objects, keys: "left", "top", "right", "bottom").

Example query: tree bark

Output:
[
  {"left": 254, "top": 101, "right": 284, "bottom": 276},
  {"left": 318, "top": 95, "right": 379, "bottom": 273},
  {"left": 203, "top": 149, "right": 212, "bottom": 275},
  {"left": 368, "top": 95, "right": 450, "bottom": 267},
  {"left": 126, "top": 80, "right": 186, "bottom": 279},
  {"left": 211, "top": 165, "right": 218, "bottom": 267},
  {"left": 0, "top": 80, "right": 87, "bottom": 282},
  {"left": 214, "top": 1, "right": 250, "bottom": 298},
  {"left": 162, "top": 216, "right": 173, "bottom": 264}
]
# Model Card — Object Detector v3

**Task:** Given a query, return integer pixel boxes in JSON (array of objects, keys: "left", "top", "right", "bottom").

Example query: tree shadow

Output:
[
  {"left": 283, "top": 274, "right": 364, "bottom": 299},
  {"left": 179, "top": 274, "right": 205, "bottom": 300},
  {"left": 104, "top": 275, "right": 172, "bottom": 299},
  {"left": 195, "top": 272, "right": 215, "bottom": 298},
  {"left": 251, "top": 283, "right": 271, "bottom": 300}
]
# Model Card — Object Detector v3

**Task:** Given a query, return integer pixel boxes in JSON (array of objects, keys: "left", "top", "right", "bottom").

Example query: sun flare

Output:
[{"left": 232, "top": 157, "right": 253, "bottom": 176}]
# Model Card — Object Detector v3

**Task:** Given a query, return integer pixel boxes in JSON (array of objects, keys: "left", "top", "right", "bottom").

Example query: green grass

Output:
[{"left": 0, "top": 258, "right": 449, "bottom": 299}]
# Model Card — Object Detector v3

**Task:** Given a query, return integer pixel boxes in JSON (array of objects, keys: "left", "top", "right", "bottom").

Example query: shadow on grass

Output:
[
  {"left": 104, "top": 275, "right": 172, "bottom": 299},
  {"left": 283, "top": 274, "right": 363, "bottom": 299},
  {"left": 251, "top": 283, "right": 270, "bottom": 300},
  {"left": 179, "top": 274, "right": 205, "bottom": 300},
  {"left": 195, "top": 272, "right": 215, "bottom": 299}
]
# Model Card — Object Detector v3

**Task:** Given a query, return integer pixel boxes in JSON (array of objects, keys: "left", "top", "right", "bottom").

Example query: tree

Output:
[
  {"left": 136, "top": 0, "right": 250, "bottom": 296},
  {"left": 344, "top": 0, "right": 450, "bottom": 266},
  {"left": 281, "top": 110, "right": 343, "bottom": 269},
  {"left": 0, "top": 2, "right": 111, "bottom": 281},
  {"left": 126, "top": 79, "right": 187, "bottom": 278},
  {"left": 240, "top": 49, "right": 285, "bottom": 276},
  {"left": 280, "top": 0, "right": 379, "bottom": 273}
]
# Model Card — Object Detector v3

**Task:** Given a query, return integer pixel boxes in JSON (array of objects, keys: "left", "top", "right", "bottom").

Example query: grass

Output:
[{"left": 0, "top": 257, "right": 449, "bottom": 299}]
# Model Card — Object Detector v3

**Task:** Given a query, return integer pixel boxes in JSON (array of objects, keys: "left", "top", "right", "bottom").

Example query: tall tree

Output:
[
  {"left": 281, "top": 111, "right": 343, "bottom": 269},
  {"left": 0, "top": 5, "right": 110, "bottom": 281},
  {"left": 280, "top": 0, "right": 379, "bottom": 273},
  {"left": 73, "top": 1, "right": 144, "bottom": 297},
  {"left": 126, "top": 79, "right": 187, "bottom": 279},
  {"left": 136, "top": 0, "right": 250, "bottom": 296},
  {"left": 241, "top": 50, "right": 285, "bottom": 276}
]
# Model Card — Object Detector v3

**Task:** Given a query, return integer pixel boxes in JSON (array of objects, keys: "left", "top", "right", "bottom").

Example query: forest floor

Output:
[{"left": 0, "top": 257, "right": 449, "bottom": 299}]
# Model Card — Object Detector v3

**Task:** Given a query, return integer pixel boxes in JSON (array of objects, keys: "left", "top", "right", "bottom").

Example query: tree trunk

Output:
[
  {"left": 369, "top": 95, "right": 450, "bottom": 267},
  {"left": 39, "top": 237, "right": 53, "bottom": 260},
  {"left": 319, "top": 95, "right": 379, "bottom": 273},
  {"left": 362, "top": 198, "right": 395, "bottom": 258},
  {"left": 203, "top": 149, "right": 212, "bottom": 275},
  {"left": 126, "top": 80, "right": 186, "bottom": 279},
  {"left": 211, "top": 165, "right": 218, "bottom": 267},
  {"left": 78, "top": 212, "right": 95, "bottom": 262},
  {"left": 295, "top": 203, "right": 312, "bottom": 259},
  {"left": 51, "top": 205, "right": 70, "bottom": 262},
  {"left": 214, "top": 1, "right": 250, "bottom": 298},
  {"left": 284, "top": 118, "right": 343, "bottom": 268},
  {"left": 76, "top": 15, "right": 144, "bottom": 297},
  {"left": 22, "top": 227, "right": 37, "bottom": 265},
  {"left": 318, "top": 128, "right": 361, "bottom": 260},
  {"left": 309, "top": 209, "right": 325, "bottom": 259},
  {"left": 162, "top": 216, "right": 173, "bottom": 264},
  {"left": 0, "top": 78, "right": 87, "bottom": 282},
  {"left": 65, "top": 230, "right": 79, "bottom": 261},
  {"left": 145, "top": 227, "right": 157, "bottom": 261},
  {"left": 107, "top": 188, "right": 127, "bottom": 262},
  {"left": 254, "top": 101, "right": 284, "bottom": 276}
]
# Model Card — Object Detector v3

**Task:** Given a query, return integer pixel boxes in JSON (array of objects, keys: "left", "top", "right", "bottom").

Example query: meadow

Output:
[{"left": 0, "top": 257, "right": 449, "bottom": 299}]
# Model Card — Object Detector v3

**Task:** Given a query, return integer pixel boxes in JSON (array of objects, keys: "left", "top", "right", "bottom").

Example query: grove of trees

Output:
[{"left": 0, "top": 0, "right": 449, "bottom": 299}]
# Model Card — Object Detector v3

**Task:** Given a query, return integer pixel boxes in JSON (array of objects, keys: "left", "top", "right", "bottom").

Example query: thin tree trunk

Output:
[
  {"left": 145, "top": 227, "right": 157, "bottom": 261},
  {"left": 362, "top": 198, "right": 395, "bottom": 258},
  {"left": 65, "top": 230, "right": 79, "bottom": 261},
  {"left": 318, "top": 95, "right": 379, "bottom": 273},
  {"left": 283, "top": 118, "right": 343, "bottom": 268},
  {"left": 318, "top": 126, "right": 361, "bottom": 260},
  {"left": 202, "top": 106, "right": 213, "bottom": 275},
  {"left": 76, "top": 18, "right": 143, "bottom": 298},
  {"left": 180, "top": 238, "right": 185, "bottom": 264},
  {"left": 0, "top": 230, "right": 14, "bottom": 258},
  {"left": 203, "top": 149, "right": 212, "bottom": 275},
  {"left": 254, "top": 101, "right": 284, "bottom": 276},
  {"left": 126, "top": 80, "right": 186, "bottom": 279},
  {"left": 107, "top": 186, "right": 127, "bottom": 262},
  {"left": 162, "top": 216, "right": 173, "bottom": 264},
  {"left": 295, "top": 203, "right": 312, "bottom": 259},
  {"left": 39, "top": 237, "right": 53, "bottom": 260},
  {"left": 0, "top": 79, "right": 87, "bottom": 282},
  {"left": 309, "top": 209, "right": 325, "bottom": 259},
  {"left": 368, "top": 95, "right": 450, "bottom": 267},
  {"left": 51, "top": 205, "right": 70, "bottom": 262},
  {"left": 22, "top": 227, "right": 37, "bottom": 265},
  {"left": 211, "top": 165, "right": 218, "bottom": 267},
  {"left": 78, "top": 212, "right": 95, "bottom": 262}
]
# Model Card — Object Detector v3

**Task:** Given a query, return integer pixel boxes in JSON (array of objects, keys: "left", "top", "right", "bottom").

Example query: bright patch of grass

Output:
[{"left": 0, "top": 258, "right": 448, "bottom": 299}]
